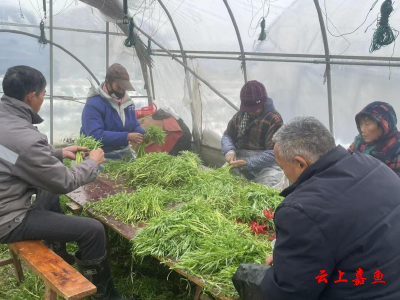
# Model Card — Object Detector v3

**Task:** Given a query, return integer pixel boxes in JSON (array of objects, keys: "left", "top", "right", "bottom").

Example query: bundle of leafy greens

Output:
[
  {"left": 74, "top": 134, "right": 103, "bottom": 164},
  {"left": 136, "top": 125, "right": 166, "bottom": 158}
]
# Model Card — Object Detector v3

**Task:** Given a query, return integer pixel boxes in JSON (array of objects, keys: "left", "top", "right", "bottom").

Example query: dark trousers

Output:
[{"left": 0, "top": 190, "right": 106, "bottom": 261}]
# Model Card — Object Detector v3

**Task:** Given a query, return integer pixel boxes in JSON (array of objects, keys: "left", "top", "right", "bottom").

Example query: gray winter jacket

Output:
[{"left": 0, "top": 95, "right": 98, "bottom": 239}]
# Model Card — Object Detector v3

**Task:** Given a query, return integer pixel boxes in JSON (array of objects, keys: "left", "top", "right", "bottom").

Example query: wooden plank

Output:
[
  {"left": 9, "top": 248, "right": 24, "bottom": 283},
  {"left": 44, "top": 284, "right": 57, "bottom": 300},
  {"left": 65, "top": 202, "right": 82, "bottom": 214},
  {"left": 0, "top": 257, "right": 13, "bottom": 267},
  {"left": 9, "top": 241, "right": 96, "bottom": 300}
]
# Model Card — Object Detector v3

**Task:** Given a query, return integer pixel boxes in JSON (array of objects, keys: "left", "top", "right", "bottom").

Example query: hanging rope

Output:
[
  {"left": 123, "top": 0, "right": 129, "bottom": 24},
  {"left": 147, "top": 39, "right": 152, "bottom": 56},
  {"left": 369, "top": 0, "right": 399, "bottom": 52},
  {"left": 124, "top": 17, "right": 136, "bottom": 48},
  {"left": 43, "top": 0, "right": 46, "bottom": 19},
  {"left": 38, "top": 20, "right": 47, "bottom": 45},
  {"left": 258, "top": 18, "right": 267, "bottom": 41}
]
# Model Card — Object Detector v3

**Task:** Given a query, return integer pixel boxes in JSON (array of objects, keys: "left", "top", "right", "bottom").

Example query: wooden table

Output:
[{"left": 67, "top": 177, "right": 233, "bottom": 300}]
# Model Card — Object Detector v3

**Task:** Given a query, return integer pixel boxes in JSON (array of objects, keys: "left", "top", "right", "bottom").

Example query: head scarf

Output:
[{"left": 351, "top": 101, "right": 400, "bottom": 175}]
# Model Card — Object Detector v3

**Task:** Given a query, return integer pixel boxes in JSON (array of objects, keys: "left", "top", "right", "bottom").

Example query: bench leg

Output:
[
  {"left": 44, "top": 284, "right": 57, "bottom": 300},
  {"left": 9, "top": 248, "right": 24, "bottom": 284},
  {"left": 103, "top": 224, "right": 111, "bottom": 260},
  {"left": 194, "top": 285, "right": 202, "bottom": 300}
]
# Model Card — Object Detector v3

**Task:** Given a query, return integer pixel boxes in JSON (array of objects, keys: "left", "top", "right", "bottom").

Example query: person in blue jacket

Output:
[{"left": 81, "top": 63, "right": 145, "bottom": 160}]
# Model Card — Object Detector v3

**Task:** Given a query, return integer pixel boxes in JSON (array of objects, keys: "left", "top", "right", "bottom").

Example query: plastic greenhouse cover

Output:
[
  {"left": 1, "top": 0, "right": 400, "bottom": 149},
  {"left": 0, "top": 1, "right": 147, "bottom": 143}
]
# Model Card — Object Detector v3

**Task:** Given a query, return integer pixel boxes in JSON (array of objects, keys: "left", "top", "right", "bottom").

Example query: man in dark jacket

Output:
[
  {"left": 234, "top": 117, "right": 400, "bottom": 300},
  {"left": 0, "top": 66, "right": 140, "bottom": 300},
  {"left": 81, "top": 63, "right": 145, "bottom": 160}
]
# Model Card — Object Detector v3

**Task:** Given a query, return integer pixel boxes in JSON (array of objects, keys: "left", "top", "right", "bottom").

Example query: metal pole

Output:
[
  {"left": 134, "top": 26, "right": 239, "bottom": 111},
  {"left": 151, "top": 49, "right": 400, "bottom": 63},
  {"left": 0, "top": 30, "right": 100, "bottom": 85},
  {"left": 0, "top": 21, "right": 125, "bottom": 36},
  {"left": 156, "top": 0, "right": 201, "bottom": 143},
  {"left": 148, "top": 64, "right": 155, "bottom": 101},
  {"left": 49, "top": 1, "right": 54, "bottom": 144},
  {"left": 223, "top": 0, "right": 247, "bottom": 82},
  {"left": 151, "top": 53, "right": 400, "bottom": 67},
  {"left": 106, "top": 22, "right": 109, "bottom": 71},
  {"left": 313, "top": 0, "right": 334, "bottom": 136}
]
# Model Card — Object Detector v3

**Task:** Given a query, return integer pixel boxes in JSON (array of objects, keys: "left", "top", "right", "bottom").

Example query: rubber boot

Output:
[
  {"left": 75, "top": 252, "right": 141, "bottom": 300},
  {"left": 43, "top": 241, "right": 75, "bottom": 265}
]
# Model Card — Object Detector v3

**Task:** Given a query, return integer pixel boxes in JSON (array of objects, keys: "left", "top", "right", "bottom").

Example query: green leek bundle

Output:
[
  {"left": 75, "top": 134, "right": 103, "bottom": 164},
  {"left": 136, "top": 125, "right": 166, "bottom": 158}
]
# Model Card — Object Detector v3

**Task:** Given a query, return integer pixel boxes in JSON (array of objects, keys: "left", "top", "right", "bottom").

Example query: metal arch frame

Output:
[
  {"left": 223, "top": 0, "right": 248, "bottom": 83},
  {"left": 0, "top": 30, "right": 101, "bottom": 85},
  {"left": 313, "top": 0, "right": 334, "bottom": 136},
  {"left": 156, "top": 0, "right": 200, "bottom": 142}
]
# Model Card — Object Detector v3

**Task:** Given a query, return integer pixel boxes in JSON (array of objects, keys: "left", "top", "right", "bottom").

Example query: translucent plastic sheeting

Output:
[
  {"left": 53, "top": 98, "right": 86, "bottom": 145},
  {"left": 0, "top": 30, "right": 51, "bottom": 136},
  {"left": 323, "top": 0, "right": 400, "bottom": 57},
  {"left": 150, "top": 56, "right": 193, "bottom": 131},
  {"left": 1, "top": 0, "right": 104, "bottom": 31},
  {"left": 331, "top": 65, "right": 400, "bottom": 147},
  {"left": 53, "top": 31, "right": 106, "bottom": 90},
  {"left": 128, "top": 0, "right": 181, "bottom": 50},
  {"left": 191, "top": 59, "right": 243, "bottom": 148},
  {"left": 53, "top": 1, "right": 106, "bottom": 31},
  {"left": 130, "top": 0, "right": 240, "bottom": 52},
  {"left": 231, "top": 0, "right": 325, "bottom": 54},
  {"left": 109, "top": 24, "right": 148, "bottom": 99},
  {"left": 51, "top": 40, "right": 105, "bottom": 145},
  {"left": 202, "top": 60, "right": 330, "bottom": 149}
]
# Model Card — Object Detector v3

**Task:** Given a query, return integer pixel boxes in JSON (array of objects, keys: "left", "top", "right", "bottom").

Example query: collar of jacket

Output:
[
  {"left": 1, "top": 95, "right": 44, "bottom": 125},
  {"left": 87, "top": 82, "right": 133, "bottom": 111},
  {"left": 280, "top": 145, "right": 349, "bottom": 197}
]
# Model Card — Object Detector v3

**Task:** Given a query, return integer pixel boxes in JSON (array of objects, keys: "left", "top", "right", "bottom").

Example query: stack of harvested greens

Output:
[
  {"left": 136, "top": 125, "right": 166, "bottom": 158},
  {"left": 104, "top": 151, "right": 201, "bottom": 188},
  {"left": 74, "top": 134, "right": 103, "bottom": 164},
  {"left": 86, "top": 186, "right": 177, "bottom": 224},
  {"left": 90, "top": 151, "right": 283, "bottom": 298}
]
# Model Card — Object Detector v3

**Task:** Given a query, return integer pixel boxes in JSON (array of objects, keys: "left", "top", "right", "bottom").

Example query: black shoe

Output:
[
  {"left": 43, "top": 241, "right": 76, "bottom": 265},
  {"left": 75, "top": 252, "right": 141, "bottom": 300}
]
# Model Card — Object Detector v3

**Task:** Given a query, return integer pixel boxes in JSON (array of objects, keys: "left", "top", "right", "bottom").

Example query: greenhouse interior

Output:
[{"left": 1, "top": 0, "right": 400, "bottom": 299}]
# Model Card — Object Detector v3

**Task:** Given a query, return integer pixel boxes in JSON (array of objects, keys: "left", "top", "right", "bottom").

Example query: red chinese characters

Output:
[
  {"left": 334, "top": 270, "right": 348, "bottom": 283},
  {"left": 318, "top": 269, "right": 385, "bottom": 285},
  {"left": 353, "top": 268, "right": 367, "bottom": 286},
  {"left": 316, "top": 270, "right": 328, "bottom": 283},
  {"left": 371, "top": 269, "right": 385, "bottom": 284}
]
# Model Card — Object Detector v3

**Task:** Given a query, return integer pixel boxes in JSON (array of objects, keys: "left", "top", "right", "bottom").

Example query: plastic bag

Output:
[{"left": 232, "top": 264, "right": 271, "bottom": 300}]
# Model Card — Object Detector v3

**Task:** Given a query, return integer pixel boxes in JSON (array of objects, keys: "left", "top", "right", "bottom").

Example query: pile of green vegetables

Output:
[
  {"left": 91, "top": 151, "right": 283, "bottom": 298},
  {"left": 74, "top": 134, "right": 103, "bottom": 164},
  {"left": 136, "top": 125, "right": 166, "bottom": 158}
]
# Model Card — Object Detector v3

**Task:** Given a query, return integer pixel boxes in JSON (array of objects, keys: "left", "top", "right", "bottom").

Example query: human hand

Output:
[
  {"left": 266, "top": 254, "right": 273, "bottom": 266},
  {"left": 127, "top": 133, "right": 144, "bottom": 144},
  {"left": 62, "top": 146, "right": 90, "bottom": 160},
  {"left": 230, "top": 159, "right": 247, "bottom": 168},
  {"left": 89, "top": 148, "right": 105, "bottom": 165},
  {"left": 225, "top": 152, "right": 236, "bottom": 164}
]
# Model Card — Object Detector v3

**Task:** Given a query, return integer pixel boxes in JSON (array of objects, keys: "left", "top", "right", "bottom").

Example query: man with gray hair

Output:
[{"left": 233, "top": 117, "right": 400, "bottom": 300}]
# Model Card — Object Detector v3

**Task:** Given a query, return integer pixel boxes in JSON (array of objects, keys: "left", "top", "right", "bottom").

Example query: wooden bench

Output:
[{"left": 3, "top": 240, "right": 96, "bottom": 300}]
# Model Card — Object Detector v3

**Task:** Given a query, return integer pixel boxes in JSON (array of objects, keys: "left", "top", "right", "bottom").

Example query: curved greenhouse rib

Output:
[
  {"left": 0, "top": 29, "right": 100, "bottom": 85},
  {"left": 135, "top": 26, "right": 239, "bottom": 111},
  {"left": 313, "top": 0, "right": 334, "bottom": 136},
  {"left": 223, "top": 0, "right": 248, "bottom": 83},
  {"left": 157, "top": 0, "right": 188, "bottom": 75}
]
